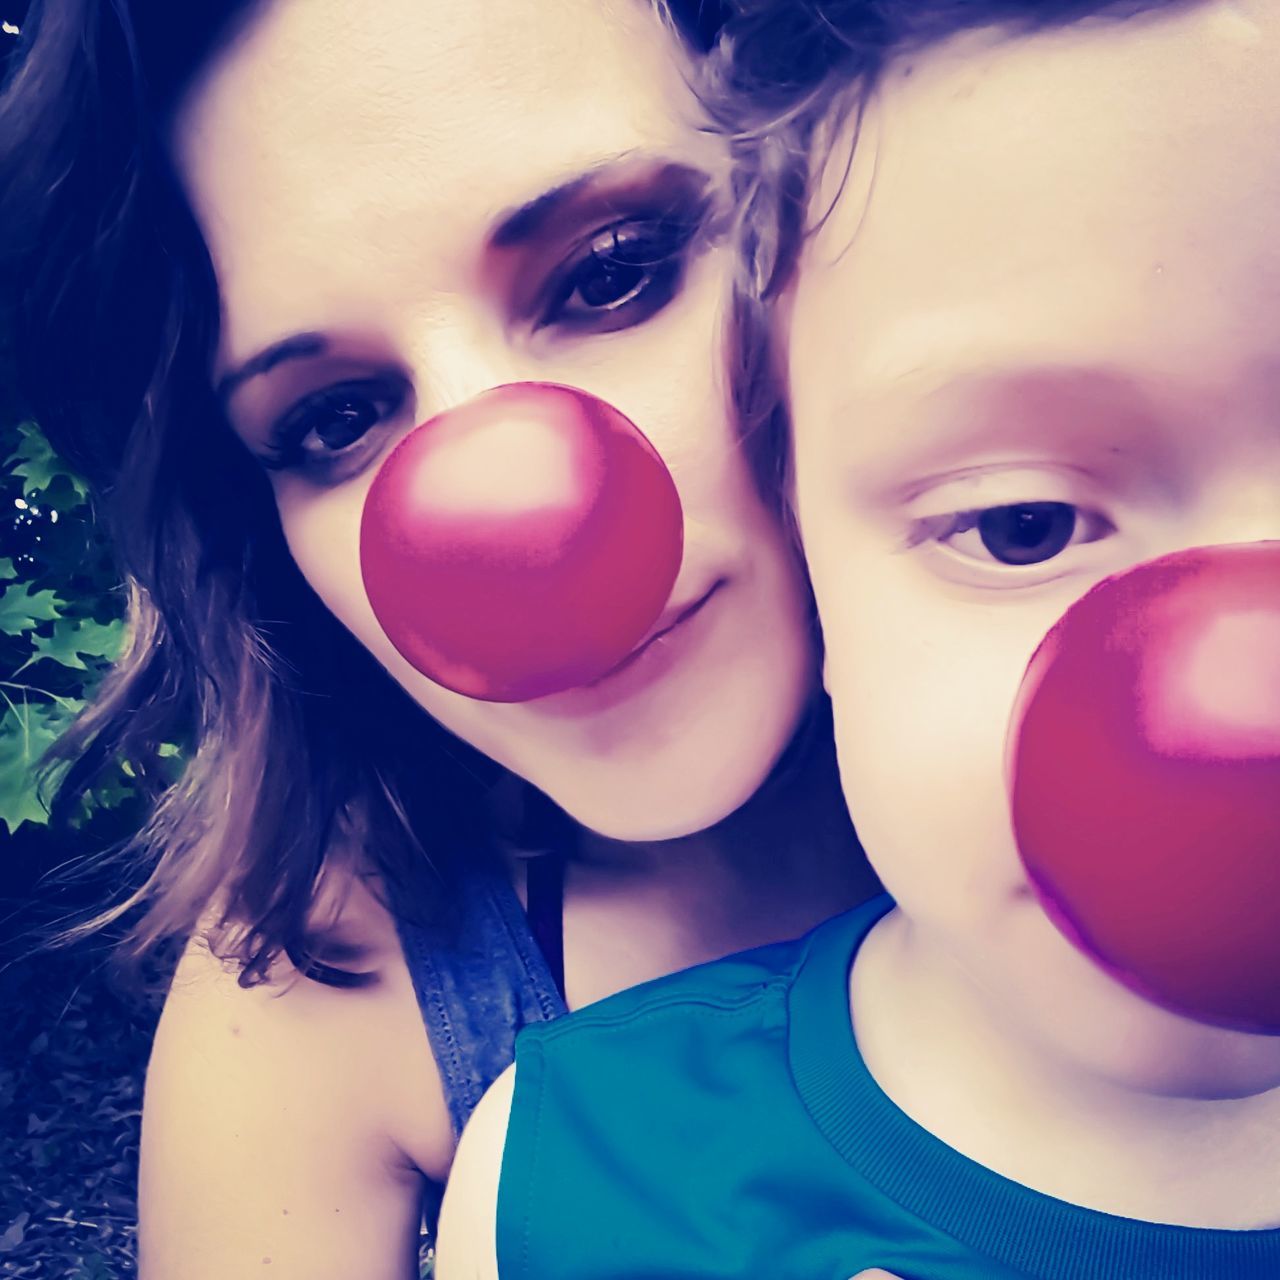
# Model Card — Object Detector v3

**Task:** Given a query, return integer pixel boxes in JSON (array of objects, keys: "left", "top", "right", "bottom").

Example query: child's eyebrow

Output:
[{"left": 838, "top": 362, "right": 1187, "bottom": 504}]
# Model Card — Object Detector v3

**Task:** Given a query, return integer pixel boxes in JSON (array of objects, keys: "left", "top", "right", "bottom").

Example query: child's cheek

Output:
[{"left": 811, "top": 533, "right": 1058, "bottom": 922}]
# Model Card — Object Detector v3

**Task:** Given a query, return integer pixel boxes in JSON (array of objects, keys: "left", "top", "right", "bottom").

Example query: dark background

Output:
[
  {"left": 1, "top": 395, "right": 162, "bottom": 1278},
  {"left": 0, "top": 9, "right": 156, "bottom": 1274}
]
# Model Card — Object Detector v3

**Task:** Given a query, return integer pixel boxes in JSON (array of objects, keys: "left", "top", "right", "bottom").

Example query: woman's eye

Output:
[
  {"left": 537, "top": 215, "right": 700, "bottom": 334},
  {"left": 927, "top": 502, "right": 1114, "bottom": 567},
  {"left": 263, "top": 379, "right": 407, "bottom": 473}
]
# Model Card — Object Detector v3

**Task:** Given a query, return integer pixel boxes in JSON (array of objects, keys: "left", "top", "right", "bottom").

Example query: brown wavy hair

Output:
[{"left": 0, "top": 0, "right": 725, "bottom": 986}]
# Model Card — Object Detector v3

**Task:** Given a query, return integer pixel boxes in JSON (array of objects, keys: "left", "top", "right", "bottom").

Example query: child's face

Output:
[{"left": 788, "top": 1, "right": 1280, "bottom": 1089}]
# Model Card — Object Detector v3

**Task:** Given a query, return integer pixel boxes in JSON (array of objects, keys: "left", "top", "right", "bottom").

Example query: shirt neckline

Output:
[{"left": 787, "top": 895, "right": 1280, "bottom": 1280}]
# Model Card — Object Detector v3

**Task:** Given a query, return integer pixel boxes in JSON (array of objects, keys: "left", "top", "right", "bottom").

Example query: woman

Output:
[{"left": 0, "top": 1, "right": 876, "bottom": 1277}]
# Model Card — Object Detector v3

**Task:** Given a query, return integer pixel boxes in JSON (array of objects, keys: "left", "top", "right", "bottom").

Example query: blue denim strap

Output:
[{"left": 396, "top": 866, "right": 568, "bottom": 1139}]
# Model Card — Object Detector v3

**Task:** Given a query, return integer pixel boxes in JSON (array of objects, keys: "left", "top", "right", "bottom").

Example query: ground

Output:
[{"left": 0, "top": 940, "right": 154, "bottom": 1279}]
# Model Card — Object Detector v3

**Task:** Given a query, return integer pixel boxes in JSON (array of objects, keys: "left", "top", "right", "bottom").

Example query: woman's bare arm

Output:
[{"left": 139, "top": 877, "right": 454, "bottom": 1280}]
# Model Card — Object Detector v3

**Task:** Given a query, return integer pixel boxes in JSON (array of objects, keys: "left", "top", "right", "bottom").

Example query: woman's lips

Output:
[
  {"left": 586, "top": 578, "right": 727, "bottom": 687},
  {"left": 525, "top": 577, "right": 728, "bottom": 717}
]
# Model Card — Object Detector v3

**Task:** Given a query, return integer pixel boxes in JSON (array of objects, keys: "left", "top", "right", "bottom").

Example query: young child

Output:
[{"left": 437, "top": 2, "right": 1280, "bottom": 1275}]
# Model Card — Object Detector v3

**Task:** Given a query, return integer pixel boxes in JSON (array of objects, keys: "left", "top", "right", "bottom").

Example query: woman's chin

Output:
[
  {"left": 543, "top": 749, "right": 778, "bottom": 844},
  {"left": 545, "top": 687, "right": 813, "bottom": 841}
]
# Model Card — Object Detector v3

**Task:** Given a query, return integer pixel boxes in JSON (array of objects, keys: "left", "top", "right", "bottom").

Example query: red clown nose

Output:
[
  {"left": 360, "top": 382, "right": 683, "bottom": 703},
  {"left": 1009, "top": 542, "right": 1280, "bottom": 1034}
]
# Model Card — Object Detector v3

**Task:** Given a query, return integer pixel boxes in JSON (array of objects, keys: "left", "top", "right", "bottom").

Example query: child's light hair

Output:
[{"left": 701, "top": 0, "right": 1182, "bottom": 516}]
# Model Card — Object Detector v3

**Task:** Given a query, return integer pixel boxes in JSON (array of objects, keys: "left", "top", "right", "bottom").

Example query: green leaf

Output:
[
  {"left": 0, "top": 755, "right": 49, "bottom": 830},
  {"left": 18, "top": 471, "right": 90, "bottom": 518},
  {"left": 0, "top": 701, "right": 73, "bottom": 833},
  {"left": 27, "top": 622, "right": 90, "bottom": 671},
  {"left": 6, "top": 420, "right": 88, "bottom": 500},
  {"left": 89, "top": 773, "right": 136, "bottom": 811},
  {"left": 0, "top": 558, "right": 15, "bottom": 581},
  {"left": 69, "top": 764, "right": 139, "bottom": 828},
  {"left": 28, "top": 617, "right": 126, "bottom": 672},
  {"left": 0, "top": 583, "right": 62, "bottom": 635}
]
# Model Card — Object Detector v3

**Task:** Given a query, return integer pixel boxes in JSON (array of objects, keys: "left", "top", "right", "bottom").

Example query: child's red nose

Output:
[
  {"left": 1008, "top": 542, "right": 1280, "bottom": 1034},
  {"left": 360, "top": 382, "right": 683, "bottom": 703}
]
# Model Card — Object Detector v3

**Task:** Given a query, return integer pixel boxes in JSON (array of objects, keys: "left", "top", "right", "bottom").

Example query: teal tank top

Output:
[{"left": 497, "top": 895, "right": 1280, "bottom": 1279}]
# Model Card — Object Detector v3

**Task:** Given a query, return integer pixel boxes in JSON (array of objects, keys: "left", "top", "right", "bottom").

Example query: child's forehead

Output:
[
  {"left": 796, "top": 1, "right": 1280, "bottom": 398},
  {"left": 810, "top": 1, "right": 1277, "bottom": 220},
  {"left": 868, "top": 0, "right": 1274, "bottom": 112}
]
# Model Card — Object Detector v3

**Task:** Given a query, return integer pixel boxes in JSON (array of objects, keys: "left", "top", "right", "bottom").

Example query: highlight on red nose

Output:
[
  {"left": 359, "top": 382, "right": 683, "bottom": 703},
  {"left": 1007, "top": 542, "right": 1280, "bottom": 1035}
]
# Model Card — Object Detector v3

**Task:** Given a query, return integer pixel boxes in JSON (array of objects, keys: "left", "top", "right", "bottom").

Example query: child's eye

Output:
[
  {"left": 925, "top": 502, "right": 1115, "bottom": 566},
  {"left": 536, "top": 214, "right": 702, "bottom": 335},
  {"left": 263, "top": 377, "right": 408, "bottom": 475}
]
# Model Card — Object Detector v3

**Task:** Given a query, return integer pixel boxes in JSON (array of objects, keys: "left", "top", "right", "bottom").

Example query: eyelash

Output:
[
  {"left": 261, "top": 377, "right": 408, "bottom": 472},
  {"left": 909, "top": 501, "right": 1115, "bottom": 568},
  {"left": 535, "top": 209, "right": 706, "bottom": 334}
]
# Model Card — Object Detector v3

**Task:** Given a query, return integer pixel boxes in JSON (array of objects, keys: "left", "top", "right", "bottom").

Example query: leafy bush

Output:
[{"left": 0, "top": 419, "right": 131, "bottom": 835}]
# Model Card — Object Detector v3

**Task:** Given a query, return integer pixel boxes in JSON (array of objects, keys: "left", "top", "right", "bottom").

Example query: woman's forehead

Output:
[
  {"left": 170, "top": 0, "right": 707, "bottom": 251},
  {"left": 169, "top": 0, "right": 716, "bottom": 360},
  {"left": 174, "top": 0, "right": 681, "bottom": 114}
]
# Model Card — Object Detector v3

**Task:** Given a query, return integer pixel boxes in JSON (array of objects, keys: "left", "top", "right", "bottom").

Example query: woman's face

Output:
[
  {"left": 788, "top": 1, "right": 1280, "bottom": 1091},
  {"left": 171, "top": 0, "right": 814, "bottom": 840}
]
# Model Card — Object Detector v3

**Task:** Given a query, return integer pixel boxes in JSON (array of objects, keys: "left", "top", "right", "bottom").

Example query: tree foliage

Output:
[{"left": 0, "top": 419, "right": 131, "bottom": 835}]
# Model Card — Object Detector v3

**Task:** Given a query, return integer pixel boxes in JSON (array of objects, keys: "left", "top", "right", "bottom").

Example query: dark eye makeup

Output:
[
  {"left": 253, "top": 193, "right": 712, "bottom": 477},
  {"left": 260, "top": 376, "right": 409, "bottom": 473},
  {"left": 534, "top": 207, "right": 707, "bottom": 333}
]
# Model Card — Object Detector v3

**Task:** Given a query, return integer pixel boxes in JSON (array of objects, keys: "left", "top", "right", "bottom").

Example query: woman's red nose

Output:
[
  {"left": 1009, "top": 543, "right": 1280, "bottom": 1034},
  {"left": 360, "top": 382, "right": 683, "bottom": 703}
]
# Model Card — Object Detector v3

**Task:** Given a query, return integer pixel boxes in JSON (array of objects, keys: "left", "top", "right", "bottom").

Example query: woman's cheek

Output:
[{"left": 276, "top": 480, "right": 387, "bottom": 646}]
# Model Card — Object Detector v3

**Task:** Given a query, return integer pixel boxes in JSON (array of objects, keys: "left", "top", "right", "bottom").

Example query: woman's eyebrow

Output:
[
  {"left": 488, "top": 155, "right": 712, "bottom": 250},
  {"left": 217, "top": 158, "right": 713, "bottom": 402},
  {"left": 490, "top": 171, "right": 601, "bottom": 249},
  {"left": 217, "top": 332, "right": 328, "bottom": 404}
]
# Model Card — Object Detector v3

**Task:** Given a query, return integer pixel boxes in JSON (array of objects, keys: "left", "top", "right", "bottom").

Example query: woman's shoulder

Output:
[
  {"left": 152, "top": 864, "right": 456, "bottom": 1181},
  {"left": 137, "top": 867, "right": 456, "bottom": 1276}
]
